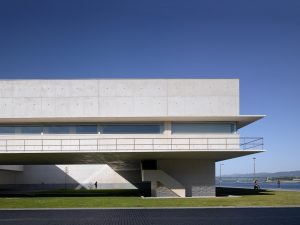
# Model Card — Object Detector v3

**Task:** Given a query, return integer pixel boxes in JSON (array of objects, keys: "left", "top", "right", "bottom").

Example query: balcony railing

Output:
[{"left": 0, "top": 137, "right": 263, "bottom": 152}]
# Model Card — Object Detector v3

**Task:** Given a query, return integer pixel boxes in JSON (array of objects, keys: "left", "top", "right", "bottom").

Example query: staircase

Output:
[{"left": 142, "top": 170, "right": 185, "bottom": 197}]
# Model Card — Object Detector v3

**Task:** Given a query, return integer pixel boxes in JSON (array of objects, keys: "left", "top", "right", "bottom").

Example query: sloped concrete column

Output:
[
  {"left": 142, "top": 169, "right": 185, "bottom": 197},
  {"left": 0, "top": 165, "right": 24, "bottom": 171}
]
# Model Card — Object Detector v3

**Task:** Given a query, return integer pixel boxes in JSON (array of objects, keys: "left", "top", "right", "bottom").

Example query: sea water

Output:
[{"left": 217, "top": 181, "right": 300, "bottom": 191}]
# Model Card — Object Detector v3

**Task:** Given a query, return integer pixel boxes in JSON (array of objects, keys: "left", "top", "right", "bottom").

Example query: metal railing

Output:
[{"left": 0, "top": 137, "right": 264, "bottom": 152}]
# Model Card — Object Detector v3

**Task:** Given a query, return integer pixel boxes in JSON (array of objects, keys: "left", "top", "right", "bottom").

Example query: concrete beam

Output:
[{"left": 0, "top": 150, "right": 264, "bottom": 165}]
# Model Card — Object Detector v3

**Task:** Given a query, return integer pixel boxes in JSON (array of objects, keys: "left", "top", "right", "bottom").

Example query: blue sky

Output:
[{"left": 0, "top": 0, "right": 299, "bottom": 174}]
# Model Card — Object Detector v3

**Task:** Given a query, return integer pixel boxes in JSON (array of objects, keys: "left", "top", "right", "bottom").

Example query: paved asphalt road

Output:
[{"left": 0, "top": 207, "right": 299, "bottom": 225}]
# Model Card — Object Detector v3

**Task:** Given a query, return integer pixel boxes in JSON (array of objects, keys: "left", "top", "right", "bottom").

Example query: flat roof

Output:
[
  {"left": 0, "top": 115, "right": 264, "bottom": 129},
  {"left": 0, "top": 78, "right": 239, "bottom": 80}
]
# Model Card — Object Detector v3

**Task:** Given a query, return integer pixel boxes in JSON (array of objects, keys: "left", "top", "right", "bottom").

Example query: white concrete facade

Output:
[
  {"left": 0, "top": 79, "right": 264, "bottom": 197},
  {"left": 0, "top": 79, "right": 239, "bottom": 119}
]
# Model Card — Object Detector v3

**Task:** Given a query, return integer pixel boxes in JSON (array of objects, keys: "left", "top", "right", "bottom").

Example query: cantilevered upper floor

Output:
[
  {"left": 0, "top": 79, "right": 265, "bottom": 164},
  {"left": 0, "top": 79, "right": 263, "bottom": 124}
]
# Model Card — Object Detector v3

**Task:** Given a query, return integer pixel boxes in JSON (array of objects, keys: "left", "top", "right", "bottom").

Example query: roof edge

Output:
[{"left": 0, "top": 115, "right": 265, "bottom": 128}]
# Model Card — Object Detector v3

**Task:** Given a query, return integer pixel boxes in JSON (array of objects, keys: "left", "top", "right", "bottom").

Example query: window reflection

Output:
[
  {"left": 172, "top": 123, "right": 235, "bottom": 134},
  {"left": 44, "top": 126, "right": 71, "bottom": 134},
  {"left": 101, "top": 124, "right": 162, "bottom": 134},
  {"left": 75, "top": 125, "right": 97, "bottom": 134},
  {"left": 20, "top": 126, "right": 42, "bottom": 134},
  {"left": 0, "top": 124, "right": 161, "bottom": 134},
  {"left": 0, "top": 126, "right": 42, "bottom": 134},
  {"left": 0, "top": 126, "right": 15, "bottom": 134}
]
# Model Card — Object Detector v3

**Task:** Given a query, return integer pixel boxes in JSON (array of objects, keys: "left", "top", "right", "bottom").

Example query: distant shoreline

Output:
[{"left": 217, "top": 181, "right": 300, "bottom": 191}]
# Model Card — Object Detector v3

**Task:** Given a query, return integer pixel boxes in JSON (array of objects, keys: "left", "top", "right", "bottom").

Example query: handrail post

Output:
[
  {"left": 241, "top": 137, "right": 244, "bottom": 150},
  {"left": 152, "top": 138, "right": 154, "bottom": 151},
  {"left": 207, "top": 137, "right": 209, "bottom": 150},
  {"left": 134, "top": 138, "right": 135, "bottom": 151},
  {"left": 97, "top": 138, "right": 99, "bottom": 151}
]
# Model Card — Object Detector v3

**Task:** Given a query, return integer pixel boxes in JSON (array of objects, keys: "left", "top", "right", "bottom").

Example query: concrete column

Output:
[
  {"left": 163, "top": 122, "right": 172, "bottom": 137},
  {"left": 157, "top": 160, "right": 216, "bottom": 197}
]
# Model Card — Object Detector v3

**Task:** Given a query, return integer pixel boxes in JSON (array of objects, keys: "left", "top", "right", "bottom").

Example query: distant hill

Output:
[{"left": 223, "top": 170, "right": 300, "bottom": 178}]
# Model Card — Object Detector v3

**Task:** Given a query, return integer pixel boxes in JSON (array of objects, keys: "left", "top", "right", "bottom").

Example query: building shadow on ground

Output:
[
  {"left": 0, "top": 189, "right": 141, "bottom": 197},
  {"left": 216, "top": 187, "right": 273, "bottom": 196}
]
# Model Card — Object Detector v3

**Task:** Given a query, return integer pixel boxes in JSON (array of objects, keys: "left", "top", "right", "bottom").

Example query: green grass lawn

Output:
[{"left": 0, "top": 188, "right": 299, "bottom": 208}]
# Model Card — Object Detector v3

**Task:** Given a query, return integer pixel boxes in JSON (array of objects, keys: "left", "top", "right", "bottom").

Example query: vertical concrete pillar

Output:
[
  {"left": 163, "top": 122, "right": 172, "bottom": 137},
  {"left": 157, "top": 160, "right": 216, "bottom": 197}
]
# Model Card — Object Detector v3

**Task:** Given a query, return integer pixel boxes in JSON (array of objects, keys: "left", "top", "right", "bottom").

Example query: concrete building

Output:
[{"left": 0, "top": 79, "right": 264, "bottom": 197}]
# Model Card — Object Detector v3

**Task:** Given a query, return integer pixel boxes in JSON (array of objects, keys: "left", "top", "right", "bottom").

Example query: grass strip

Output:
[{"left": 0, "top": 188, "right": 299, "bottom": 208}]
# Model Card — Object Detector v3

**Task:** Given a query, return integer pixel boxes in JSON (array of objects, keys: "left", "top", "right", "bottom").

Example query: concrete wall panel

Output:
[
  {"left": 133, "top": 97, "right": 167, "bottom": 116},
  {"left": 0, "top": 81, "right": 13, "bottom": 98},
  {"left": 98, "top": 79, "right": 168, "bottom": 97},
  {"left": 157, "top": 159, "right": 215, "bottom": 197},
  {"left": 41, "top": 97, "right": 98, "bottom": 117},
  {"left": 99, "top": 80, "right": 136, "bottom": 97},
  {"left": 167, "top": 79, "right": 238, "bottom": 97},
  {"left": 0, "top": 79, "right": 239, "bottom": 119},
  {"left": 0, "top": 98, "right": 13, "bottom": 117},
  {"left": 12, "top": 98, "right": 42, "bottom": 117},
  {"left": 41, "top": 80, "right": 98, "bottom": 97},
  {"left": 67, "top": 97, "right": 98, "bottom": 117},
  {"left": 167, "top": 97, "right": 186, "bottom": 116},
  {"left": 41, "top": 98, "right": 57, "bottom": 117},
  {"left": 99, "top": 97, "right": 134, "bottom": 116},
  {"left": 12, "top": 80, "right": 43, "bottom": 98},
  {"left": 134, "top": 80, "right": 167, "bottom": 97}
]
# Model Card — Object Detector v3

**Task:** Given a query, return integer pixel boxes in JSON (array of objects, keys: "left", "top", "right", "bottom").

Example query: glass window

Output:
[
  {"left": 75, "top": 125, "right": 97, "bottom": 134},
  {"left": 0, "top": 123, "right": 163, "bottom": 134},
  {"left": 44, "top": 125, "right": 98, "bottom": 134},
  {"left": 44, "top": 126, "right": 71, "bottom": 134},
  {"left": 172, "top": 123, "right": 235, "bottom": 134},
  {"left": 101, "top": 124, "right": 162, "bottom": 134},
  {"left": 19, "top": 126, "right": 42, "bottom": 134},
  {"left": 0, "top": 126, "right": 15, "bottom": 134},
  {"left": 0, "top": 126, "right": 42, "bottom": 134}
]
